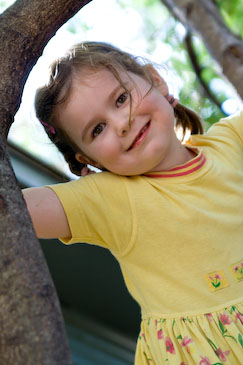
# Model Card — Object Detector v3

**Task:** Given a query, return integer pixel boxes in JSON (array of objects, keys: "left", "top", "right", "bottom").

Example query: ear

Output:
[
  {"left": 145, "top": 64, "right": 169, "bottom": 96},
  {"left": 75, "top": 152, "right": 103, "bottom": 170}
]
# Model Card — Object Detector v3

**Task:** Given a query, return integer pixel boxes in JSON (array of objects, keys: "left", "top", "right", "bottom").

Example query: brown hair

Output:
[{"left": 35, "top": 41, "right": 203, "bottom": 176}]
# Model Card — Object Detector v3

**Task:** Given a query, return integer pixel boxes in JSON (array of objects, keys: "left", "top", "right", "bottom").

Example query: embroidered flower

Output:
[
  {"left": 181, "top": 336, "right": 193, "bottom": 353},
  {"left": 199, "top": 357, "right": 211, "bottom": 365},
  {"left": 215, "top": 347, "right": 230, "bottom": 362},
  {"left": 234, "top": 263, "right": 243, "bottom": 277},
  {"left": 230, "top": 261, "right": 243, "bottom": 282},
  {"left": 206, "top": 270, "right": 229, "bottom": 291},
  {"left": 219, "top": 312, "right": 232, "bottom": 325},
  {"left": 165, "top": 336, "right": 175, "bottom": 354},
  {"left": 209, "top": 273, "right": 222, "bottom": 288},
  {"left": 157, "top": 329, "right": 163, "bottom": 340},
  {"left": 235, "top": 312, "right": 243, "bottom": 324},
  {"left": 205, "top": 313, "right": 213, "bottom": 322}
]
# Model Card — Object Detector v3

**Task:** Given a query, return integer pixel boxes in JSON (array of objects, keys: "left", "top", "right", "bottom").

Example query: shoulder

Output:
[
  {"left": 188, "top": 110, "right": 243, "bottom": 150},
  {"left": 50, "top": 171, "right": 127, "bottom": 197},
  {"left": 207, "top": 109, "right": 243, "bottom": 144},
  {"left": 48, "top": 171, "right": 134, "bottom": 217}
]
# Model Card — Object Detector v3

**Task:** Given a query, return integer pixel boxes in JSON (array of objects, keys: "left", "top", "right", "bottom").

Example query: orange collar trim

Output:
[{"left": 144, "top": 152, "right": 206, "bottom": 178}]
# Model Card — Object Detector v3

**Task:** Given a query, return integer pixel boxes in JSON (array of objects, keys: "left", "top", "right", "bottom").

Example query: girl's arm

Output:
[{"left": 22, "top": 187, "right": 71, "bottom": 239}]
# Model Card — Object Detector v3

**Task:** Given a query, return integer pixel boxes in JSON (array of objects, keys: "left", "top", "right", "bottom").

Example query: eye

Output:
[
  {"left": 116, "top": 91, "right": 128, "bottom": 107},
  {"left": 92, "top": 123, "right": 106, "bottom": 138}
]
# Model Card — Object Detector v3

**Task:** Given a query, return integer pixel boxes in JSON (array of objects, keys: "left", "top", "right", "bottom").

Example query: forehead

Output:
[{"left": 71, "top": 67, "right": 129, "bottom": 92}]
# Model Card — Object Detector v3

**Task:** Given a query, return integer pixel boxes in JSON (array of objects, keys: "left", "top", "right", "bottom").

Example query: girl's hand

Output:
[{"left": 22, "top": 187, "right": 71, "bottom": 239}]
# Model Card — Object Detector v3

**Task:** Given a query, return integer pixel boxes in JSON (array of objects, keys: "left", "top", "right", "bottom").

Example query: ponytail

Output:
[{"left": 174, "top": 103, "right": 204, "bottom": 139}]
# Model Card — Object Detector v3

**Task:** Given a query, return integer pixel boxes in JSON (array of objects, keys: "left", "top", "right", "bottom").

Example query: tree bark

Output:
[
  {"left": 0, "top": 0, "right": 91, "bottom": 363},
  {"left": 161, "top": 0, "right": 243, "bottom": 99}
]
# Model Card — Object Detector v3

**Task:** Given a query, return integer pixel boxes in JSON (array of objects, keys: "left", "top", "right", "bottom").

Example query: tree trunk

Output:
[
  {"left": 0, "top": 0, "right": 91, "bottom": 363},
  {"left": 161, "top": 0, "right": 243, "bottom": 99}
]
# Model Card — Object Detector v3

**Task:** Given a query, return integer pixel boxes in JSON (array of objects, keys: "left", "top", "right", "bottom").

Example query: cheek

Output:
[{"left": 86, "top": 138, "right": 120, "bottom": 164}]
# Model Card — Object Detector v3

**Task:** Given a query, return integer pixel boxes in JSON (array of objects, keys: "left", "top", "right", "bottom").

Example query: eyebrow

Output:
[{"left": 81, "top": 83, "right": 125, "bottom": 141}]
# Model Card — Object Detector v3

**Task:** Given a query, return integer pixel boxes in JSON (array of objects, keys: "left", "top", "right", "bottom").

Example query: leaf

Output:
[
  {"left": 207, "top": 337, "right": 218, "bottom": 351},
  {"left": 177, "top": 335, "right": 182, "bottom": 340},
  {"left": 238, "top": 333, "right": 243, "bottom": 348},
  {"left": 212, "top": 281, "right": 221, "bottom": 288},
  {"left": 218, "top": 319, "right": 226, "bottom": 335}
]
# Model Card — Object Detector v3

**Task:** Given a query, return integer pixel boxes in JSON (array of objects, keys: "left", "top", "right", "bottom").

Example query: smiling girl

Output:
[{"left": 23, "top": 42, "right": 243, "bottom": 364}]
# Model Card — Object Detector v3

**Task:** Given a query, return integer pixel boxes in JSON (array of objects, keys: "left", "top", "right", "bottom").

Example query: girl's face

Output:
[{"left": 57, "top": 67, "right": 184, "bottom": 175}]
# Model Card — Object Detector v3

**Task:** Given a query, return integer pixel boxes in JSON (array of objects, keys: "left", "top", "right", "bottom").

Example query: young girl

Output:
[{"left": 23, "top": 41, "right": 243, "bottom": 364}]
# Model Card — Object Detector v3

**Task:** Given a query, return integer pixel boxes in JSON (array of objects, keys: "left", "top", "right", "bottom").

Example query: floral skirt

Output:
[{"left": 135, "top": 302, "right": 243, "bottom": 364}]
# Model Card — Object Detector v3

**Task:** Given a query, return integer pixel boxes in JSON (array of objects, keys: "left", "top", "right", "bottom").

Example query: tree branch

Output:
[
  {"left": 0, "top": 0, "right": 92, "bottom": 363},
  {"left": 160, "top": 0, "right": 243, "bottom": 98},
  {"left": 0, "top": 0, "right": 92, "bottom": 136},
  {"left": 184, "top": 31, "right": 226, "bottom": 114}
]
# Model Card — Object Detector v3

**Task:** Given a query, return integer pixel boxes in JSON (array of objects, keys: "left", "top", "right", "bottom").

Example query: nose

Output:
[{"left": 112, "top": 112, "right": 132, "bottom": 137}]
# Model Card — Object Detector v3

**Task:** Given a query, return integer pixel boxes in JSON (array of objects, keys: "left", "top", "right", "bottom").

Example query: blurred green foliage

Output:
[
  {"left": 217, "top": 0, "right": 243, "bottom": 38},
  {"left": 119, "top": 0, "right": 242, "bottom": 128}
]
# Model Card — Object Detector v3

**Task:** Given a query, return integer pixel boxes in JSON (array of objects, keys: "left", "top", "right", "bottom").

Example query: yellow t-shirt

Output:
[{"left": 50, "top": 111, "right": 243, "bottom": 319}]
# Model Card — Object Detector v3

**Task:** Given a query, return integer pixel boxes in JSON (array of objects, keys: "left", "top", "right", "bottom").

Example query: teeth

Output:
[
  {"left": 132, "top": 123, "right": 148, "bottom": 147},
  {"left": 141, "top": 125, "right": 147, "bottom": 133}
]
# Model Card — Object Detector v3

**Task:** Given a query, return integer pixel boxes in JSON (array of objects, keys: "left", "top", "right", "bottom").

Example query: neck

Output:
[{"left": 152, "top": 142, "right": 197, "bottom": 172}]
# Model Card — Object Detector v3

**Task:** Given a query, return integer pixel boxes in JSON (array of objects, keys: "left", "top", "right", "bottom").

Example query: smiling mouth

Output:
[{"left": 127, "top": 121, "right": 151, "bottom": 151}]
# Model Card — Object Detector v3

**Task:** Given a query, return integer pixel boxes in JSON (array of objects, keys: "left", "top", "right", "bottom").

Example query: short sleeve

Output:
[
  {"left": 48, "top": 172, "right": 134, "bottom": 256},
  {"left": 207, "top": 109, "right": 243, "bottom": 148}
]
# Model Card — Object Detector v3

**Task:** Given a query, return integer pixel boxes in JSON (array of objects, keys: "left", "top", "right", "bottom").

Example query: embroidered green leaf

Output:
[
  {"left": 218, "top": 319, "right": 226, "bottom": 335},
  {"left": 172, "top": 319, "right": 175, "bottom": 328},
  {"left": 212, "top": 281, "right": 221, "bottom": 288},
  {"left": 176, "top": 335, "right": 182, "bottom": 340},
  {"left": 238, "top": 333, "right": 243, "bottom": 348},
  {"left": 230, "top": 306, "right": 236, "bottom": 314}
]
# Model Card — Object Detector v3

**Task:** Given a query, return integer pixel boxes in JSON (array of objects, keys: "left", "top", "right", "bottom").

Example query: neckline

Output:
[{"left": 143, "top": 150, "right": 206, "bottom": 178}]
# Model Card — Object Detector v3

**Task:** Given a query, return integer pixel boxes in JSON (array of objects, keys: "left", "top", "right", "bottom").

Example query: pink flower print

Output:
[
  {"left": 205, "top": 313, "right": 213, "bottom": 322},
  {"left": 157, "top": 329, "right": 163, "bottom": 340},
  {"left": 235, "top": 312, "right": 243, "bottom": 324},
  {"left": 199, "top": 357, "right": 211, "bottom": 365},
  {"left": 215, "top": 347, "right": 230, "bottom": 362},
  {"left": 219, "top": 312, "right": 232, "bottom": 325},
  {"left": 234, "top": 265, "right": 240, "bottom": 272},
  {"left": 181, "top": 336, "right": 193, "bottom": 353},
  {"left": 141, "top": 333, "right": 146, "bottom": 342},
  {"left": 165, "top": 336, "right": 175, "bottom": 354},
  {"left": 154, "top": 319, "right": 158, "bottom": 327}
]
